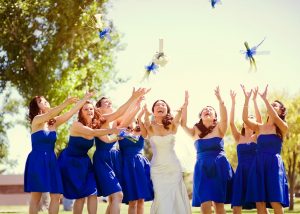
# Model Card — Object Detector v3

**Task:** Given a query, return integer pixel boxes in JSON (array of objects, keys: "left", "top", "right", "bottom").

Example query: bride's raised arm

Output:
[{"left": 181, "top": 90, "right": 196, "bottom": 137}]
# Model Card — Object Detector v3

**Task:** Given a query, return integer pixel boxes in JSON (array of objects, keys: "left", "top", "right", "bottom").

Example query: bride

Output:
[{"left": 141, "top": 97, "right": 192, "bottom": 214}]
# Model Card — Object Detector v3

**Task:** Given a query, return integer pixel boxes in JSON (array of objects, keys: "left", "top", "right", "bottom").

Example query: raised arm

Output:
[
  {"left": 142, "top": 104, "right": 153, "bottom": 133},
  {"left": 71, "top": 121, "right": 121, "bottom": 137},
  {"left": 229, "top": 90, "right": 240, "bottom": 142},
  {"left": 241, "top": 84, "right": 259, "bottom": 133},
  {"left": 252, "top": 87, "right": 262, "bottom": 123},
  {"left": 54, "top": 92, "right": 95, "bottom": 128},
  {"left": 118, "top": 96, "right": 144, "bottom": 128},
  {"left": 103, "top": 87, "right": 150, "bottom": 122},
  {"left": 259, "top": 85, "right": 288, "bottom": 136},
  {"left": 180, "top": 90, "right": 196, "bottom": 137},
  {"left": 215, "top": 86, "right": 227, "bottom": 137},
  {"left": 137, "top": 108, "right": 148, "bottom": 138},
  {"left": 32, "top": 97, "right": 78, "bottom": 127}
]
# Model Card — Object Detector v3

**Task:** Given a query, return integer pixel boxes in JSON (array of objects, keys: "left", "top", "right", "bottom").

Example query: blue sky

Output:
[{"left": 6, "top": 0, "right": 300, "bottom": 173}]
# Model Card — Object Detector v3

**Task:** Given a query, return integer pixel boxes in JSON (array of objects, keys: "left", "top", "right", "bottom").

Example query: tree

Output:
[
  {"left": 0, "top": 85, "right": 21, "bottom": 173},
  {"left": 0, "top": 0, "right": 121, "bottom": 152},
  {"left": 281, "top": 95, "right": 300, "bottom": 210}
]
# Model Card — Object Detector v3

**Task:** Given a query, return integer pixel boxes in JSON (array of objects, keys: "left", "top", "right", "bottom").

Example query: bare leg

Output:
[
  {"left": 214, "top": 202, "right": 226, "bottom": 214},
  {"left": 137, "top": 199, "right": 144, "bottom": 214},
  {"left": 109, "top": 191, "right": 123, "bottom": 214},
  {"left": 232, "top": 206, "right": 242, "bottom": 214},
  {"left": 73, "top": 198, "right": 85, "bottom": 214},
  {"left": 105, "top": 196, "right": 111, "bottom": 214},
  {"left": 256, "top": 202, "right": 268, "bottom": 214},
  {"left": 29, "top": 192, "right": 42, "bottom": 214},
  {"left": 128, "top": 200, "right": 137, "bottom": 214},
  {"left": 271, "top": 202, "right": 284, "bottom": 214},
  {"left": 201, "top": 201, "right": 213, "bottom": 214},
  {"left": 87, "top": 195, "right": 97, "bottom": 214},
  {"left": 49, "top": 193, "right": 61, "bottom": 214}
]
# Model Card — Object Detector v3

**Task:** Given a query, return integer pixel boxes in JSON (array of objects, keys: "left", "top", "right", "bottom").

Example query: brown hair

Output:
[
  {"left": 95, "top": 97, "right": 108, "bottom": 108},
  {"left": 78, "top": 101, "right": 105, "bottom": 129},
  {"left": 28, "top": 96, "right": 55, "bottom": 126},
  {"left": 269, "top": 100, "right": 287, "bottom": 139},
  {"left": 195, "top": 106, "right": 217, "bottom": 138},
  {"left": 152, "top": 100, "right": 173, "bottom": 130}
]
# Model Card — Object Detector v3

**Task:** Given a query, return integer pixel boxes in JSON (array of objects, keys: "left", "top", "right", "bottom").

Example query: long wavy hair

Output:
[
  {"left": 152, "top": 100, "right": 173, "bottom": 130},
  {"left": 78, "top": 101, "right": 104, "bottom": 129},
  {"left": 268, "top": 100, "right": 287, "bottom": 139},
  {"left": 28, "top": 96, "right": 55, "bottom": 126},
  {"left": 195, "top": 106, "right": 218, "bottom": 138}
]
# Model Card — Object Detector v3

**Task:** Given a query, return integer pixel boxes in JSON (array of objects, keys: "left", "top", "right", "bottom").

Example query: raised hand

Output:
[
  {"left": 84, "top": 91, "right": 95, "bottom": 100},
  {"left": 252, "top": 86, "right": 259, "bottom": 101},
  {"left": 137, "top": 107, "right": 145, "bottom": 120},
  {"left": 240, "top": 84, "right": 252, "bottom": 100},
  {"left": 136, "top": 96, "right": 145, "bottom": 106},
  {"left": 214, "top": 86, "right": 223, "bottom": 102},
  {"left": 184, "top": 90, "right": 189, "bottom": 106},
  {"left": 230, "top": 90, "right": 236, "bottom": 103},
  {"left": 66, "top": 97, "right": 79, "bottom": 104},
  {"left": 132, "top": 87, "right": 151, "bottom": 99},
  {"left": 259, "top": 85, "right": 268, "bottom": 100}
]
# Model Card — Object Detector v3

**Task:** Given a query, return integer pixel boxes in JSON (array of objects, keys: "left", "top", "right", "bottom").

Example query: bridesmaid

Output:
[
  {"left": 242, "top": 85, "right": 289, "bottom": 214},
  {"left": 230, "top": 88, "right": 265, "bottom": 214},
  {"left": 58, "top": 92, "right": 122, "bottom": 214},
  {"left": 25, "top": 95, "right": 79, "bottom": 214},
  {"left": 93, "top": 88, "right": 149, "bottom": 214},
  {"left": 181, "top": 87, "right": 234, "bottom": 214},
  {"left": 117, "top": 98, "right": 154, "bottom": 214}
]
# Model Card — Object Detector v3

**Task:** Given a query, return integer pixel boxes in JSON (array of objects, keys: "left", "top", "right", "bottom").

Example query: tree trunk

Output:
[{"left": 289, "top": 180, "right": 294, "bottom": 210}]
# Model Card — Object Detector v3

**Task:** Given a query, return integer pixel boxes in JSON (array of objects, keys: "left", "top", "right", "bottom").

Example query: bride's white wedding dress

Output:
[{"left": 149, "top": 134, "right": 192, "bottom": 214}]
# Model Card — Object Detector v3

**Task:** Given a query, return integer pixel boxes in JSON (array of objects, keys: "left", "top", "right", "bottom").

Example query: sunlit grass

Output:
[{"left": 0, "top": 199, "right": 299, "bottom": 213}]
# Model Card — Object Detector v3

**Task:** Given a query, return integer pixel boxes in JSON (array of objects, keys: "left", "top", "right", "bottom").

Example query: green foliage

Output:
[
  {"left": 0, "top": 0, "right": 121, "bottom": 153},
  {"left": 1, "top": 0, "right": 120, "bottom": 101},
  {"left": 281, "top": 94, "right": 300, "bottom": 209},
  {"left": 0, "top": 85, "right": 22, "bottom": 172}
]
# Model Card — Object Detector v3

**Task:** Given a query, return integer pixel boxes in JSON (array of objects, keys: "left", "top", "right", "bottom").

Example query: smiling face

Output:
[
  {"left": 37, "top": 96, "right": 50, "bottom": 113},
  {"left": 199, "top": 106, "right": 217, "bottom": 122},
  {"left": 152, "top": 100, "right": 170, "bottom": 117},
  {"left": 80, "top": 103, "right": 95, "bottom": 121},
  {"left": 271, "top": 101, "right": 282, "bottom": 115},
  {"left": 98, "top": 98, "right": 113, "bottom": 114}
]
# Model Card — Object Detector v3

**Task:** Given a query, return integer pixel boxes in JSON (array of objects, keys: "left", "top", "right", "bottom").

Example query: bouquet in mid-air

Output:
[{"left": 142, "top": 39, "right": 169, "bottom": 81}]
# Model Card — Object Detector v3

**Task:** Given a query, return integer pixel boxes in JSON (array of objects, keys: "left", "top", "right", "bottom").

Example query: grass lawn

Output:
[{"left": 0, "top": 199, "right": 299, "bottom": 213}]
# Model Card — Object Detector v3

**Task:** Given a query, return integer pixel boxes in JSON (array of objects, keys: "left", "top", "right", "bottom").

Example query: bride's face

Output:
[{"left": 153, "top": 101, "right": 168, "bottom": 117}]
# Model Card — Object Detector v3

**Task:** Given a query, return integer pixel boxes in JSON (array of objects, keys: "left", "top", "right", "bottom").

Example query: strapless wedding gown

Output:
[{"left": 149, "top": 134, "right": 192, "bottom": 214}]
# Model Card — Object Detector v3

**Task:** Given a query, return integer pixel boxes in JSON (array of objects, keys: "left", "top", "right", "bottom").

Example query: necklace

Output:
[{"left": 155, "top": 121, "right": 163, "bottom": 126}]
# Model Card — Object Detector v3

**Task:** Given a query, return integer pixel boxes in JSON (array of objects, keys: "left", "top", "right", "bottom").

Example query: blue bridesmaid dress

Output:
[
  {"left": 246, "top": 134, "right": 289, "bottom": 207},
  {"left": 58, "top": 136, "right": 96, "bottom": 199},
  {"left": 93, "top": 137, "right": 122, "bottom": 196},
  {"left": 192, "top": 137, "right": 234, "bottom": 206},
  {"left": 24, "top": 130, "right": 63, "bottom": 193},
  {"left": 232, "top": 142, "right": 257, "bottom": 209},
  {"left": 119, "top": 136, "right": 154, "bottom": 203}
]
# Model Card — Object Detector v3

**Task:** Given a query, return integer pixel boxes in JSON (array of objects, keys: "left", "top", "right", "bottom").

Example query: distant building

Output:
[{"left": 0, "top": 174, "right": 30, "bottom": 205}]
